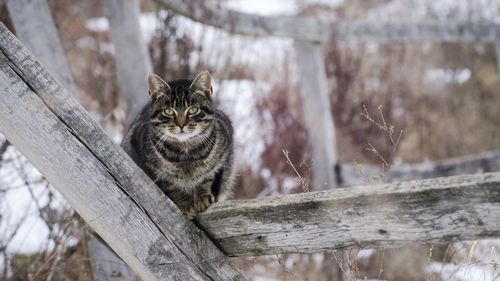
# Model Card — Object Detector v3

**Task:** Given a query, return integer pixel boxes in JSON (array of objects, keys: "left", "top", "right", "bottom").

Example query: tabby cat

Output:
[{"left": 121, "top": 71, "right": 235, "bottom": 219}]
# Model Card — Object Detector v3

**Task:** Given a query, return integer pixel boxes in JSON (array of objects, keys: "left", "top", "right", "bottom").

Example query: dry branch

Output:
[
  {"left": 198, "top": 172, "right": 500, "bottom": 256},
  {"left": 0, "top": 23, "right": 244, "bottom": 281}
]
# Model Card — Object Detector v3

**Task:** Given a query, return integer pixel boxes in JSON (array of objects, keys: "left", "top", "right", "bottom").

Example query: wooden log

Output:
[
  {"left": 0, "top": 23, "right": 244, "bottom": 281},
  {"left": 103, "top": 0, "right": 151, "bottom": 120},
  {"left": 197, "top": 172, "right": 500, "bottom": 256},
  {"left": 293, "top": 41, "right": 339, "bottom": 189},
  {"left": 5, "top": 0, "right": 77, "bottom": 93}
]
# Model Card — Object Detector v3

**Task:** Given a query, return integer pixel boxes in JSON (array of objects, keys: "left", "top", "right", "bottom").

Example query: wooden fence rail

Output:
[
  {"left": 198, "top": 172, "right": 500, "bottom": 256},
  {"left": 155, "top": 0, "right": 500, "bottom": 44}
]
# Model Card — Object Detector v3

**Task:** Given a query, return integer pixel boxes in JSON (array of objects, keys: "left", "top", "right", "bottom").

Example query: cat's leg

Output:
[
  {"left": 193, "top": 179, "right": 216, "bottom": 213},
  {"left": 216, "top": 155, "right": 236, "bottom": 202},
  {"left": 167, "top": 189, "right": 196, "bottom": 219}
]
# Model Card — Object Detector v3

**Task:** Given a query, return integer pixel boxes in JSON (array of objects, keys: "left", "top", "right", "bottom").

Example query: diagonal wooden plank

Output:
[
  {"left": 197, "top": 172, "right": 500, "bottom": 256},
  {"left": 5, "top": 1, "right": 134, "bottom": 277},
  {"left": 0, "top": 23, "right": 245, "bottom": 281}
]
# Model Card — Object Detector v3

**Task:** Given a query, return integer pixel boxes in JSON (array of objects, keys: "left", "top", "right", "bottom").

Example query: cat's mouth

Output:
[{"left": 170, "top": 131, "right": 198, "bottom": 142}]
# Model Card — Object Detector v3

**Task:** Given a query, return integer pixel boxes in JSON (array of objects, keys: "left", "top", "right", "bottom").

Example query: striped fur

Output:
[{"left": 121, "top": 72, "right": 235, "bottom": 219}]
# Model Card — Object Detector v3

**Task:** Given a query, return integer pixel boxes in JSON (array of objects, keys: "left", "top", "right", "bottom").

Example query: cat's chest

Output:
[
  {"left": 150, "top": 145, "right": 220, "bottom": 179},
  {"left": 151, "top": 157, "right": 220, "bottom": 192}
]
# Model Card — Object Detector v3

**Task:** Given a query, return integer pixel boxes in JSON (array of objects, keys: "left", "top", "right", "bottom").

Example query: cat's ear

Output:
[
  {"left": 148, "top": 74, "right": 170, "bottom": 100},
  {"left": 190, "top": 70, "right": 212, "bottom": 98}
]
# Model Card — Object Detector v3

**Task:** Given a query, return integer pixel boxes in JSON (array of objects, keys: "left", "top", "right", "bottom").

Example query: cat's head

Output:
[{"left": 147, "top": 71, "right": 215, "bottom": 142}]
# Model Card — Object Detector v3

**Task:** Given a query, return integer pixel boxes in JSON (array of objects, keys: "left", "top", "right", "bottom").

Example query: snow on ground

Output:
[
  {"left": 0, "top": 145, "right": 70, "bottom": 255},
  {"left": 225, "top": 0, "right": 299, "bottom": 15},
  {"left": 424, "top": 68, "right": 472, "bottom": 85},
  {"left": 225, "top": 0, "right": 345, "bottom": 16},
  {"left": 423, "top": 67, "right": 472, "bottom": 94},
  {"left": 215, "top": 79, "right": 271, "bottom": 171},
  {"left": 85, "top": 11, "right": 293, "bottom": 81},
  {"left": 427, "top": 239, "right": 500, "bottom": 280}
]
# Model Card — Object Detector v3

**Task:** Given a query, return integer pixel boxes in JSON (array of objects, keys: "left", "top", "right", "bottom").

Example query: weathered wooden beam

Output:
[
  {"left": 331, "top": 21, "right": 500, "bottom": 43},
  {"left": 495, "top": 28, "right": 500, "bottom": 74},
  {"left": 197, "top": 172, "right": 500, "bottom": 256},
  {"left": 340, "top": 150, "right": 500, "bottom": 186},
  {"left": 5, "top": 0, "right": 77, "bottom": 93},
  {"left": 388, "top": 150, "right": 500, "bottom": 181},
  {"left": 5, "top": 2, "right": 129, "bottom": 278},
  {"left": 154, "top": 0, "right": 329, "bottom": 42},
  {"left": 0, "top": 23, "right": 244, "bottom": 280},
  {"left": 154, "top": 0, "right": 500, "bottom": 44},
  {"left": 103, "top": 0, "right": 151, "bottom": 120}
]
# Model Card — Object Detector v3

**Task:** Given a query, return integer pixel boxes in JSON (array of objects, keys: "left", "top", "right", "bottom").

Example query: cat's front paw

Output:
[
  {"left": 175, "top": 197, "right": 196, "bottom": 220},
  {"left": 182, "top": 206, "right": 197, "bottom": 220},
  {"left": 193, "top": 190, "right": 215, "bottom": 213}
]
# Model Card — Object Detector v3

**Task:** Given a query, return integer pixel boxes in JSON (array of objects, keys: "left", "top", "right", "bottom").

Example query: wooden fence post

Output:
[
  {"left": 293, "top": 41, "right": 339, "bottom": 189},
  {"left": 5, "top": 0, "right": 76, "bottom": 93},
  {"left": 102, "top": 0, "right": 151, "bottom": 120}
]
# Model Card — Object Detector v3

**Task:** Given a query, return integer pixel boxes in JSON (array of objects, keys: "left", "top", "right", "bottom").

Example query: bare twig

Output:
[
  {"left": 282, "top": 149, "right": 310, "bottom": 192},
  {"left": 366, "top": 143, "right": 390, "bottom": 171}
]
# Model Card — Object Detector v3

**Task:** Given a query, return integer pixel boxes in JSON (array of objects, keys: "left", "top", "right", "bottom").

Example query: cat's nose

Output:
[{"left": 175, "top": 115, "right": 187, "bottom": 129}]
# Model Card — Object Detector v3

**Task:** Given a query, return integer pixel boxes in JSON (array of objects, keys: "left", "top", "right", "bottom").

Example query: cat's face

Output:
[{"left": 148, "top": 71, "right": 215, "bottom": 142}]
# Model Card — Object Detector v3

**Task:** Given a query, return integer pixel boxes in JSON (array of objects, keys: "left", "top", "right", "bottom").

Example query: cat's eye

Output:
[
  {"left": 187, "top": 107, "right": 200, "bottom": 115},
  {"left": 163, "top": 108, "right": 175, "bottom": 116}
]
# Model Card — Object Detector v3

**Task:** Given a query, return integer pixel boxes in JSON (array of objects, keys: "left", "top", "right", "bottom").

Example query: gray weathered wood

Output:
[
  {"left": 6, "top": 2, "right": 132, "bottom": 277},
  {"left": 0, "top": 23, "right": 244, "bottom": 280},
  {"left": 155, "top": 0, "right": 500, "bottom": 44},
  {"left": 154, "top": 0, "right": 329, "bottom": 42},
  {"left": 103, "top": 0, "right": 151, "bottom": 120},
  {"left": 5, "top": 0, "right": 76, "bottom": 93},
  {"left": 340, "top": 150, "right": 500, "bottom": 186},
  {"left": 293, "top": 41, "right": 338, "bottom": 189},
  {"left": 87, "top": 237, "right": 135, "bottom": 281},
  {"left": 388, "top": 150, "right": 500, "bottom": 181},
  {"left": 331, "top": 21, "right": 500, "bottom": 43},
  {"left": 197, "top": 172, "right": 500, "bottom": 256},
  {"left": 495, "top": 27, "right": 500, "bottom": 74}
]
